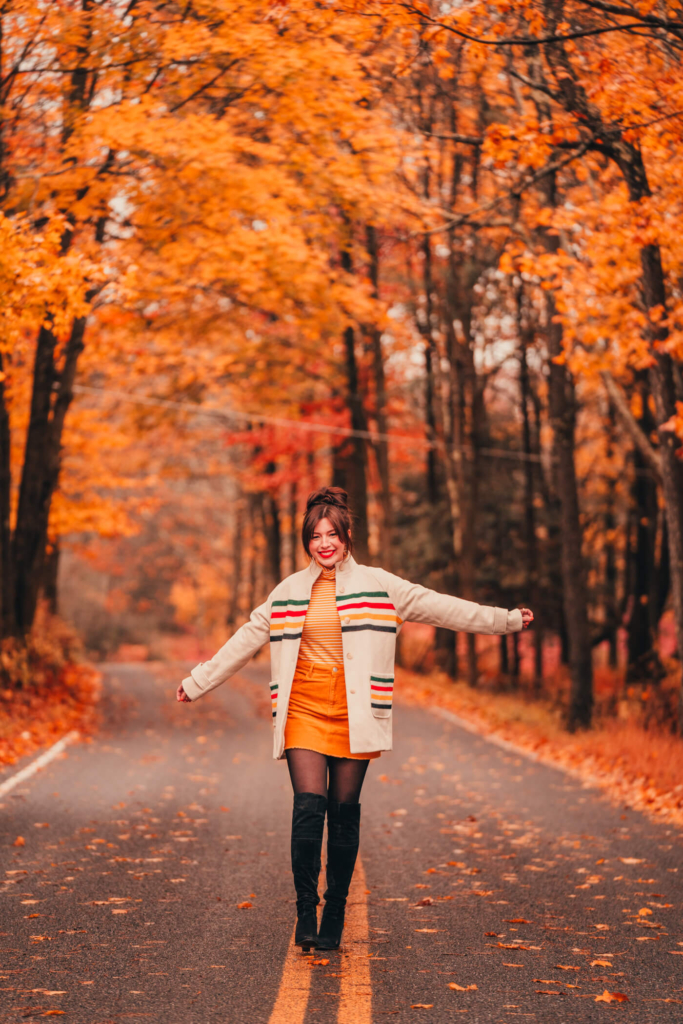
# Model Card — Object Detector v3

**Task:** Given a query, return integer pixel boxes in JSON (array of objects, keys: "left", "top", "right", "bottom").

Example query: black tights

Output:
[{"left": 286, "top": 748, "right": 369, "bottom": 804}]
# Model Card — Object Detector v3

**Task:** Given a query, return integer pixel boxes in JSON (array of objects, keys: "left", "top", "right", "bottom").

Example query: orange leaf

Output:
[
  {"left": 13, "top": 836, "right": 25, "bottom": 847},
  {"left": 555, "top": 965, "right": 580, "bottom": 971},
  {"left": 591, "top": 960, "right": 613, "bottom": 967},
  {"left": 237, "top": 901, "right": 253, "bottom": 909},
  {"left": 449, "top": 983, "right": 477, "bottom": 991},
  {"left": 411, "top": 1005, "right": 434, "bottom": 1009},
  {"left": 595, "top": 991, "right": 629, "bottom": 1003},
  {"left": 311, "top": 959, "right": 329, "bottom": 966},
  {"left": 505, "top": 919, "right": 531, "bottom": 924}
]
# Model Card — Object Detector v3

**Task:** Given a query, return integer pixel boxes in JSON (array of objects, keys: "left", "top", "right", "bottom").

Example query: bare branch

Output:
[{"left": 601, "top": 371, "right": 662, "bottom": 479}]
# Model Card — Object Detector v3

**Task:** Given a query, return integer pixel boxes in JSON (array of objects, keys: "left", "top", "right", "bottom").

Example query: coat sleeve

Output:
[
  {"left": 372, "top": 569, "right": 522, "bottom": 635},
  {"left": 182, "top": 598, "right": 272, "bottom": 701}
]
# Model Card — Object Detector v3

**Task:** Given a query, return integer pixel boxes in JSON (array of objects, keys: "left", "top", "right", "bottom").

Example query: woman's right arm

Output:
[{"left": 178, "top": 599, "right": 271, "bottom": 702}]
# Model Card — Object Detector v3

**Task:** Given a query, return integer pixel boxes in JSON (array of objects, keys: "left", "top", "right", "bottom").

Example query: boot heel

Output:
[{"left": 295, "top": 908, "right": 319, "bottom": 950}]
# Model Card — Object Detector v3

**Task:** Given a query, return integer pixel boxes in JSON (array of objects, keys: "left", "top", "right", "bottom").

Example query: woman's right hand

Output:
[{"left": 176, "top": 681, "right": 192, "bottom": 703}]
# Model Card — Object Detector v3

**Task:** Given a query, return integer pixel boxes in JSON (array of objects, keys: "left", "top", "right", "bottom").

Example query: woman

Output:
[{"left": 177, "top": 487, "right": 533, "bottom": 951}]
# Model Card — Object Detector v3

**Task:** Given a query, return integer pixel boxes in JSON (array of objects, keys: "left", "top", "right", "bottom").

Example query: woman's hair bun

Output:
[{"left": 305, "top": 486, "right": 350, "bottom": 513}]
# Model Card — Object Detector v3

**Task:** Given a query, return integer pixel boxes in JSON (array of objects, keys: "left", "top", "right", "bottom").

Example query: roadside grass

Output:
[
  {"left": 0, "top": 605, "right": 101, "bottom": 767},
  {"left": 397, "top": 665, "right": 683, "bottom": 826}
]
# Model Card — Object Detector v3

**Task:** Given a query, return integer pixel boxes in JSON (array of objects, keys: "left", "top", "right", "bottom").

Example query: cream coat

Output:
[{"left": 182, "top": 556, "right": 523, "bottom": 759}]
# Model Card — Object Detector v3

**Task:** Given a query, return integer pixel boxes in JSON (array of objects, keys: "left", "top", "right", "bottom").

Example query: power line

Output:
[{"left": 72, "top": 384, "right": 543, "bottom": 464}]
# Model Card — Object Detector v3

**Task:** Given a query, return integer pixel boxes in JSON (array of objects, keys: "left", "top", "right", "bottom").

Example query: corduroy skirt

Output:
[{"left": 284, "top": 659, "right": 381, "bottom": 760}]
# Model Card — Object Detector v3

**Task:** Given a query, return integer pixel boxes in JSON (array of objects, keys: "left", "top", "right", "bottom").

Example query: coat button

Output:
[
  {"left": 346, "top": 652, "right": 353, "bottom": 660},
  {"left": 344, "top": 616, "right": 350, "bottom": 625},
  {"left": 339, "top": 586, "right": 345, "bottom": 594},
  {"left": 349, "top": 688, "right": 356, "bottom": 694}
]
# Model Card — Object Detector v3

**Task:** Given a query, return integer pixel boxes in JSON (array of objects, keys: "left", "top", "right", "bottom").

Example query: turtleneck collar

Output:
[{"left": 319, "top": 564, "right": 336, "bottom": 579}]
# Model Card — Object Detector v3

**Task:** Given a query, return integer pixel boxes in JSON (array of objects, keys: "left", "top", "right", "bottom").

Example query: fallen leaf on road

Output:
[
  {"left": 637, "top": 936, "right": 659, "bottom": 941},
  {"left": 484, "top": 932, "right": 499, "bottom": 937},
  {"left": 535, "top": 990, "right": 562, "bottom": 995},
  {"left": 33, "top": 822, "right": 49, "bottom": 828},
  {"left": 619, "top": 858, "right": 644, "bottom": 865},
  {"left": 390, "top": 809, "right": 407, "bottom": 816},
  {"left": 503, "top": 964, "right": 524, "bottom": 968},
  {"left": 595, "top": 991, "right": 629, "bottom": 1003},
  {"left": 534, "top": 980, "right": 559, "bottom": 984},
  {"left": 505, "top": 919, "right": 531, "bottom": 924},
  {"left": 237, "top": 901, "right": 252, "bottom": 909},
  {"left": 21, "top": 900, "right": 39, "bottom": 905},
  {"left": 637, "top": 908, "right": 652, "bottom": 916},
  {"left": 311, "top": 959, "right": 329, "bottom": 966},
  {"left": 411, "top": 1005, "right": 433, "bottom": 1009},
  {"left": 112, "top": 909, "right": 128, "bottom": 914},
  {"left": 169, "top": 879, "right": 185, "bottom": 884},
  {"left": 43, "top": 992, "right": 66, "bottom": 996},
  {"left": 591, "top": 961, "right": 613, "bottom": 968},
  {"left": 415, "top": 928, "right": 439, "bottom": 933},
  {"left": 555, "top": 965, "right": 580, "bottom": 971},
  {"left": 40, "top": 1012, "right": 65, "bottom": 1017},
  {"left": 448, "top": 983, "right": 477, "bottom": 991},
  {"left": 470, "top": 890, "right": 493, "bottom": 896},
  {"left": 26, "top": 914, "right": 41, "bottom": 919},
  {"left": 669, "top": 951, "right": 683, "bottom": 955},
  {"left": 497, "top": 943, "right": 531, "bottom": 950},
  {"left": 415, "top": 897, "right": 434, "bottom": 906},
  {"left": 448, "top": 861, "right": 466, "bottom": 867},
  {"left": 594, "top": 924, "right": 610, "bottom": 930},
  {"left": 13, "top": 837, "right": 25, "bottom": 847}
]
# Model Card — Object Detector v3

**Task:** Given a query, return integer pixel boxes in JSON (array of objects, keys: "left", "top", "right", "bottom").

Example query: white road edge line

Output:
[{"left": 0, "top": 730, "right": 80, "bottom": 798}]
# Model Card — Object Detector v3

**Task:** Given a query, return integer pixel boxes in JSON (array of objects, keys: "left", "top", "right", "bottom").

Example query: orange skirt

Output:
[{"left": 284, "top": 659, "right": 381, "bottom": 760}]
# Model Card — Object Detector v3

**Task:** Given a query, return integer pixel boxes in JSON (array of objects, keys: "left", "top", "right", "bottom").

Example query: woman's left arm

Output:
[{"left": 373, "top": 568, "right": 525, "bottom": 635}]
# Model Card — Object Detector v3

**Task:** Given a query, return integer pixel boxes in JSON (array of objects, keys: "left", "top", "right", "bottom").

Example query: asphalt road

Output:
[{"left": 0, "top": 661, "right": 682, "bottom": 1024}]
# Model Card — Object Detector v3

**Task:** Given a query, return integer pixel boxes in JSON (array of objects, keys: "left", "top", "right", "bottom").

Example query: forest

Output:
[{"left": 2, "top": 0, "right": 683, "bottom": 759}]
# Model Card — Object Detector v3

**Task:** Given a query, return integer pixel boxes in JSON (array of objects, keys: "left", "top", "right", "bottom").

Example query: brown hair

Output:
[{"left": 301, "top": 487, "right": 354, "bottom": 557}]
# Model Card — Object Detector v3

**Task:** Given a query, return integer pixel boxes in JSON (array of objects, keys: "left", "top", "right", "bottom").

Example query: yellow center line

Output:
[
  {"left": 339, "top": 854, "right": 372, "bottom": 1024},
  {"left": 267, "top": 922, "right": 312, "bottom": 1024},
  {"left": 267, "top": 853, "right": 372, "bottom": 1024}
]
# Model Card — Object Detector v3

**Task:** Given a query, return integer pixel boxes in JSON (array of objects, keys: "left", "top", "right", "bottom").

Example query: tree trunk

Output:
[
  {"left": 333, "top": 249, "right": 369, "bottom": 564},
  {"left": 547, "top": 298, "right": 594, "bottom": 728},
  {"left": 517, "top": 285, "right": 543, "bottom": 692},
  {"left": 227, "top": 499, "right": 244, "bottom": 631},
  {"left": 0, "top": 353, "right": 12, "bottom": 636},
  {"left": 12, "top": 314, "right": 87, "bottom": 635},
  {"left": 41, "top": 541, "right": 60, "bottom": 615},
  {"left": 366, "top": 225, "right": 391, "bottom": 562}
]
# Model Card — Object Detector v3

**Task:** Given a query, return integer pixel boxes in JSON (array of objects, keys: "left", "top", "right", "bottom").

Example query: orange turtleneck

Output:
[{"left": 298, "top": 565, "right": 344, "bottom": 665}]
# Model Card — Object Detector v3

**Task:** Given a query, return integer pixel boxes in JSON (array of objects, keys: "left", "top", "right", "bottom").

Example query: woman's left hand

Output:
[{"left": 520, "top": 608, "right": 534, "bottom": 629}]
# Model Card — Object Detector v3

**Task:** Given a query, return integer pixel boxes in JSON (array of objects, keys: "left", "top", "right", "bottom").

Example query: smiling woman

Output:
[{"left": 176, "top": 485, "right": 533, "bottom": 954}]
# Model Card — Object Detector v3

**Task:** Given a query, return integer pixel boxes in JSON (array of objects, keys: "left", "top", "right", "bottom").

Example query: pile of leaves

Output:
[
  {"left": 397, "top": 667, "right": 683, "bottom": 828},
  {"left": 0, "top": 606, "right": 101, "bottom": 767}
]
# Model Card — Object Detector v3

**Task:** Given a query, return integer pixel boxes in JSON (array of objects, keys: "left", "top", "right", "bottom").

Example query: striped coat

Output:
[{"left": 182, "top": 556, "right": 523, "bottom": 759}]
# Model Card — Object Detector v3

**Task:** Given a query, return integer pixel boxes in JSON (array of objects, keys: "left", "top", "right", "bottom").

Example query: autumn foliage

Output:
[{"left": 2, "top": 1, "right": 683, "bottom": 760}]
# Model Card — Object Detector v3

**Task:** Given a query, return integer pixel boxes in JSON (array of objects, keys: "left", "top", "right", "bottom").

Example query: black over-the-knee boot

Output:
[
  {"left": 291, "top": 792, "right": 328, "bottom": 950},
  {"left": 316, "top": 800, "right": 361, "bottom": 950}
]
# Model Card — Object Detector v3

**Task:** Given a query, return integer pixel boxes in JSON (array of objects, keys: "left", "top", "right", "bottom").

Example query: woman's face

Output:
[{"left": 309, "top": 516, "right": 346, "bottom": 568}]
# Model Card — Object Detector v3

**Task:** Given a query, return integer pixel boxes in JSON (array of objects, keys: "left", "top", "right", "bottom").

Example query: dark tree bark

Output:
[
  {"left": 517, "top": 284, "right": 543, "bottom": 691},
  {"left": 262, "top": 463, "right": 281, "bottom": 590},
  {"left": 366, "top": 225, "right": 391, "bottom": 563},
  {"left": 12, "top": 314, "right": 87, "bottom": 635},
  {"left": 41, "top": 541, "right": 60, "bottom": 615},
  {"left": 546, "top": 293, "right": 594, "bottom": 728},
  {"left": 227, "top": 499, "right": 244, "bottom": 631},
  {"left": 0, "top": 352, "right": 12, "bottom": 636},
  {"left": 333, "top": 249, "right": 370, "bottom": 564}
]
